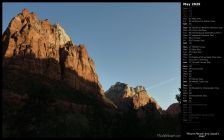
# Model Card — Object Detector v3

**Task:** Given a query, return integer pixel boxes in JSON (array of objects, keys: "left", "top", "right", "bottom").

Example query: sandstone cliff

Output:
[
  {"left": 105, "top": 82, "right": 161, "bottom": 111},
  {"left": 2, "top": 9, "right": 103, "bottom": 95},
  {"left": 2, "top": 9, "right": 181, "bottom": 137}
]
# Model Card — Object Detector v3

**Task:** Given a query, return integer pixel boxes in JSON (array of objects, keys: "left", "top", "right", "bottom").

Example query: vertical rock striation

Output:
[{"left": 2, "top": 9, "right": 103, "bottom": 95}]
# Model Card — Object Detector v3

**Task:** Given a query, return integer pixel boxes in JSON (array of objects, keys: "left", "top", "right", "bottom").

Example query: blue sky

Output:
[{"left": 3, "top": 3, "right": 181, "bottom": 109}]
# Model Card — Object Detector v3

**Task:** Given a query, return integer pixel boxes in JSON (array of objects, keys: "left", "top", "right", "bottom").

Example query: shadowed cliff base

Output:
[
  {"left": 2, "top": 56, "right": 116, "bottom": 107},
  {"left": 2, "top": 53, "right": 180, "bottom": 138},
  {"left": 2, "top": 66, "right": 180, "bottom": 137}
]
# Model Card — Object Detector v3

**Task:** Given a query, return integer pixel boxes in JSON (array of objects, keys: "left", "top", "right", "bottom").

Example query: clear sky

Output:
[{"left": 3, "top": 3, "right": 181, "bottom": 110}]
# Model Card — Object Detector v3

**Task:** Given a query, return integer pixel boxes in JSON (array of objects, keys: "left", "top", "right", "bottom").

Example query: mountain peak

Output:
[
  {"left": 3, "top": 9, "right": 103, "bottom": 95},
  {"left": 106, "top": 82, "right": 161, "bottom": 110},
  {"left": 22, "top": 8, "right": 29, "bottom": 16},
  {"left": 54, "top": 23, "right": 72, "bottom": 46}
]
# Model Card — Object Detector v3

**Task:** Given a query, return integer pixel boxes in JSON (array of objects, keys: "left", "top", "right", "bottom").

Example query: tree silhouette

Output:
[{"left": 175, "top": 88, "right": 181, "bottom": 104}]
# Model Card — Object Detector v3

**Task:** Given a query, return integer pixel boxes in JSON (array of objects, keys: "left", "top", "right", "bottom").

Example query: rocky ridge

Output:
[
  {"left": 2, "top": 9, "right": 103, "bottom": 95},
  {"left": 106, "top": 82, "right": 161, "bottom": 111},
  {"left": 2, "top": 9, "right": 181, "bottom": 137}
]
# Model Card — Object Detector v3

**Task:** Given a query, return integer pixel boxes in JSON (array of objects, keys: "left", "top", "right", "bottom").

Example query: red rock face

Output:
[
  {"left": 2, "top": 9, "right": 103, "bottom": 95},
  {"left": 105, "top": 82, "right": 161, "bottom": 111}
]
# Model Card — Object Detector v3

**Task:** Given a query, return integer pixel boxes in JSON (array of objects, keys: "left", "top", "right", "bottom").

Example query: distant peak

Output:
[
  {"left": 115, "top": 82, "right": 128, "bottom": 86},
  {"left": 134, "top": 86, "right": 146, "bottom": 92},
  {"left": 110, "top": 82, "right": 145, "bottom": 93},
  {"left": 106, "top": 82, "right": 161, "bottom": 110},
  {"left": 22, "top": 8, "right": 29, "bottom": 16}
]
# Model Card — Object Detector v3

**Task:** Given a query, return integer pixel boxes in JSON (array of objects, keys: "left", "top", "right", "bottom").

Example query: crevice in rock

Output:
[{"left": 59, "top": 47, "right": 68, "bottom": 80}]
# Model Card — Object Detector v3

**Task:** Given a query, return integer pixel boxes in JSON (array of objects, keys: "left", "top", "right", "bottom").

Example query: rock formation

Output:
[
  {"left": 105, "top": 82, "right": 161, "bottom": 111},
  {"left": 165, "top": 103, "right": 181, "bottom": 115},
  {"left": 2, "top": 9, "right": 181, "bottom": 137},
  {"left": 2, "top": 9, "right": 103, "bottom": 95}
]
